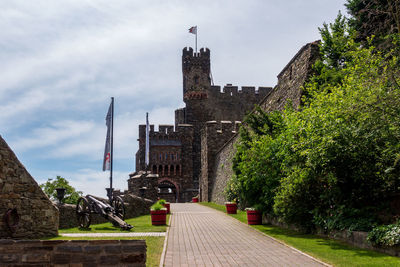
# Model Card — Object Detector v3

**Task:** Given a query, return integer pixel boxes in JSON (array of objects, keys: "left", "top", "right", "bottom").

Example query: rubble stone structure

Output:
[
  {"left": 0, "top": 135, "right": 58, "bottom": 238},
  {"left": 135, "top": 47, "right": 270, "bottom": 202}
]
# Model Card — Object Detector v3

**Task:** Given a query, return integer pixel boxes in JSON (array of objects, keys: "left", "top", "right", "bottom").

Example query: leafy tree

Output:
[
  {"left": 40, "top": 176, "right": 83, "bottom": 204},
  {"left": 346, "top": 0, "right": 400, "bottom": 50},
  {"left": 229, "top": 33, "right": 400, "bottom": 231}
]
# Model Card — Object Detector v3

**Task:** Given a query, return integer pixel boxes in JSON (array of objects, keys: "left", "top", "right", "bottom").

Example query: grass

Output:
[
  {"left": 200, "top": 202, "right": 400, "bottom": 267},
  {"left": 47, "top": 236, "right": 164, "bottom": 267},
  {"left": 59, "top": 214, "right": 169, "bottom": 233}
]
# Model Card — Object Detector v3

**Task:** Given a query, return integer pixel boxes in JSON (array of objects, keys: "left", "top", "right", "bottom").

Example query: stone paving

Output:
[
  {"left": 61, "top": 232, "right": 166, "bottom": 237},
  {"left": 163, "top": 203, "right": 329, "bottom": 267}
]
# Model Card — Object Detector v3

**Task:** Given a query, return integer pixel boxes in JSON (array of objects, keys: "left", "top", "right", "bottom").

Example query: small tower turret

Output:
[{"left": 182, "top": 47, "right": 211, "bottom": 102}]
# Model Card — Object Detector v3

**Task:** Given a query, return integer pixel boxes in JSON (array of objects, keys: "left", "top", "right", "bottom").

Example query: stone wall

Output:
[
  {"left": 0, "top": 239, "right": 146, "bottom": 266},
  {"left": 128, "top": 171, "right": 159, "bottom": 201},
  {"left": 57, "top": 194, "right": 153, "bottom": 229},
  {"left": 208, "top": 41, "right": 320, "bottom": 204},
  {"left": 209, "top": 134, "right": 239, "bottom": 205},
  {"left": 262, "top": 214, "right": 400, "bottom": 257},
  {"left": 260, "top": 41, "right": 320, "bottom": 112},
  {"left": 0, "top": 135, "right": 58, "bottom": 239},
  {"left": 200, "top": 121, "right": 240, "bottom": 202}
]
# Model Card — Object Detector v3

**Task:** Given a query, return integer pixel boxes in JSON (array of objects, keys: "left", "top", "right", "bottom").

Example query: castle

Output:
[{"left": 133, "top": 42, "right": 320, "bottom": 203}]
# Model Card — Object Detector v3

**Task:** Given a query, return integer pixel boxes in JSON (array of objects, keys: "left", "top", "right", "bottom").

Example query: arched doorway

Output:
[{"left": 158, "top": 178, "right": 179, "bottom": 203}]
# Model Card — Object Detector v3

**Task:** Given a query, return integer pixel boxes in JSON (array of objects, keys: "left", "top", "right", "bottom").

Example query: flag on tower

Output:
[{"left": 188, "top": 26, "right": 197, "bottom": 34}]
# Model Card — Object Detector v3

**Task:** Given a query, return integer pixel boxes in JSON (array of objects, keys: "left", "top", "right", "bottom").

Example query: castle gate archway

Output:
[{"left": 158, "top": 178, "right": 180, "bottom": 203}]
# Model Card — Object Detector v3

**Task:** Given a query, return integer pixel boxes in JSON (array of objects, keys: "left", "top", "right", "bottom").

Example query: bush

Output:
[
  {"left": 368, "top": 223, "right": 400, "bottom": 247},
  {"left": 151, "top": 202, "right": 165, "bottom": 211},
  {"left": 158, "top": 199, "right": 167, "bottom": 205},
  {"left": 228, "top": 33, "right": 400, "bottom": 231}
]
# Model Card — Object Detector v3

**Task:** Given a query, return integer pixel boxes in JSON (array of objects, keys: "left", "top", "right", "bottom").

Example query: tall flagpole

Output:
[
  {"left": 145, "top": 112, "right": 150, "bottom": 170},
  {"left": 110, "top": 97, "right": 114, "bottom": 191},
  {"left": 195, "top": 27, "right": 197, "bottom": 53}
]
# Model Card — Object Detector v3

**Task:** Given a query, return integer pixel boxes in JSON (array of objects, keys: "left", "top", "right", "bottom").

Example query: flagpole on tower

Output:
[
  {"left": 145, "top": 112, "right": 150, "bottom": 171},
  {"left": 189, "top": 26, "right": 198, "bottom": 53}
]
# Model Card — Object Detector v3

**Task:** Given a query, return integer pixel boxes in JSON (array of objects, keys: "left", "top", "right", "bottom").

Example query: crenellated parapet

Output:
[
  {"left": 139, "top": 124, "right": 193, "bottom": 138},
  {"left": 208, "top": 84, "right": 272, "bottom": 98}
]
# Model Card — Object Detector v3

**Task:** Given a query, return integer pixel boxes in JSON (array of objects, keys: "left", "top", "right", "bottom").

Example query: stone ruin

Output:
[{"left": 0, "top": 135, "right": 58, "bottom": 239}]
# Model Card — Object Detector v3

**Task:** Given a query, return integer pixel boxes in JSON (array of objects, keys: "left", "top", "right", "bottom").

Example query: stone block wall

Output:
[
  {"left": 128, "top": 171, "right": 159, "bottom": 201},
  {"left": 209, "top": 134, "right": 239, "bottom": 205},
  {"left": 200, "top": 121, "right": 240, "bottom": 201},
  {"left": 260, "top": 41, "right": 320, "bottom": 112},
  {"left": 0, "top": 239, "right": 146, "bottom": 266},
  {"left": 0, "top": 136, "right": 58, "bottom": 239}
]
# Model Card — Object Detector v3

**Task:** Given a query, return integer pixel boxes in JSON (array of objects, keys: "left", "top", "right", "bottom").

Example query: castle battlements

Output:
[
  {"left": 209, "top": 85, "right": 272, "bottom": 96},
  {"left": 182, "top": 47, "right": 210, "bottom": 58},
  {"left": 203, "top": 120, "right": 241, "bottom": 136},
  {"left": 138, "top": 124, "right": 193, "bottom": 138}
]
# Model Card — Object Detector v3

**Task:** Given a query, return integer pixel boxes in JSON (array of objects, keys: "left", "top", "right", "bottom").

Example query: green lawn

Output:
[
  {"left": 47, "top": 236, "right": 164, "bottom": 267},
  {"left": 200, "top": 202, "right": 400, "bottom": 267},
  {"left": 59, "top": 214, "right": 169, "bottom": 233}
]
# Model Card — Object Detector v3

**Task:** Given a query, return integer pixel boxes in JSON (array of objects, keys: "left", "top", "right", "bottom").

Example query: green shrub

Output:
[
  {"left": 151, "top": 202, "right": 165, "bottom": 211},
  {"left": 158, "top": 199, "right": 166, "bottom": 205},
  {"left": 368, "top": 223, "right": 400, "bottom": 247}
]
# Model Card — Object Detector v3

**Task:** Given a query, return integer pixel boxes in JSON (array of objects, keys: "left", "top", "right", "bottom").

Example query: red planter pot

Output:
[
  {"left": 192, "top": 197, "right": 199, "bottom": 203},
  {"left": 163, "top": 203, "right": 170, "bottom": 214},
  {"left": 151, "top": 209, "right": 167, "bottom": 225},
  {"left": 246, "top": 210, "right": 262, "bottom": 225},
  {"left": 225, "top": 203, "right": 237, "bottom": 214}
]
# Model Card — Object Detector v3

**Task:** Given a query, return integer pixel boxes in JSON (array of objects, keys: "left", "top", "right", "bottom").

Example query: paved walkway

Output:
[
  {"left": 163, "top": 203, "right": 328, "bottom": 267},
  {"left": 61, "top": 232, "right": 165, "bottom": 237}
]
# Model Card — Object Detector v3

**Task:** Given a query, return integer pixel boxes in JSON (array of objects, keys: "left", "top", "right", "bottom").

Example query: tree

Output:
[
  {"left": 346, "top": 0, "right": 400, "bottom": 50},
  {"left": 40, "top": 176, "right": 83, "bottom": 204}
]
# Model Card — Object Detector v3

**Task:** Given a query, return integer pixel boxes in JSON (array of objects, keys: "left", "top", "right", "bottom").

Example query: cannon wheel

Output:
[
  {"left": 112, "top": 196, "right": 125, "bottom": 220},
  {"left": 76, "top": 197, "right": 91, "bottom": 228}
]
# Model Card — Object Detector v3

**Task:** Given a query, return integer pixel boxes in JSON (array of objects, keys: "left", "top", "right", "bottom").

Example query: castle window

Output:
[
  {"left": 171, "top": 154, "right": 174, "bottom": 161},
  {"left": 165, "top": 153, "right": 168, "bottom": 161},
  {"left": 159, "top": 153, "right": 162, "bottom": 161},
  {"left": 152, "top": 165, "right": 157, "bottom": 174},
  {"left": 158, "top": 165, "right": 162, "bottom": 174},
  {"left": 176, "top": 165, "right": 180, "bottom": 175},
  {"left": 164, "top": 165, "right": 169, "bottom": 176},
  {"left": 171, "top": 165, "right": 175, "bottom": 175},
  {"left": 289, "top": 66, "right": 293, "bottom": 80}
]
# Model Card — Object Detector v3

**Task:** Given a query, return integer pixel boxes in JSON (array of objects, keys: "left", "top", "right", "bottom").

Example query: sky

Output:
[{"left": 1, "top": 0, "right": 348, "bottom": 198}]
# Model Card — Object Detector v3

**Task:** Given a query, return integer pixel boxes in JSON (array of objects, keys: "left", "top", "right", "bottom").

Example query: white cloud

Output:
[{"left": 1, "top": 0, "right": 348, "bottom": 198}]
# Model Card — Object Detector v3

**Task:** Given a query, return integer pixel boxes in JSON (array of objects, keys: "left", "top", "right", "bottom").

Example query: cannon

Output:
[{"left": 76, "top": 195, "right": 133, "bottom": 230}]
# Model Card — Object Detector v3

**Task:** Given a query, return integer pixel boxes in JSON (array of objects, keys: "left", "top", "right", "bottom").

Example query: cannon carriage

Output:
[{"left": 76, "top": 195, "right": 132, "bottom": 230}]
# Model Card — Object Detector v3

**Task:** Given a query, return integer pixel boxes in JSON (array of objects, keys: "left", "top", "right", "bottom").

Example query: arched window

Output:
[
  {"left": 152, "top": 165, "right": 157, "bottom": 174},
  {"left": 165, "top": 153, "right": 168, "bottom": 161},
  {"left": 176, "top": 165, "right": 180, "bottom": 175},
  {"left": 170, "top": 165, "right": 175, "bottom": 176},
  {"left": 164, "top": 165, "right": 169, "bottom": 176},
  {"left": 159, "top": 153, "right": 162, "bottom": 161},
  {"left": 171, "top": 154, "right": 174, "bottom": 161},
  {"left": 158, "top": 165, "right": 162, "bottom": 175}
]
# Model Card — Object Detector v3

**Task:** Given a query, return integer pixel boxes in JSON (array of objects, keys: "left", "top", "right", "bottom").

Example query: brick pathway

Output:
[
  {"left": 61, "top": 232, "right": 165, "bottom": 237},
  {"left": 163, "top": 203, "right": 328, "bottom": 267}
]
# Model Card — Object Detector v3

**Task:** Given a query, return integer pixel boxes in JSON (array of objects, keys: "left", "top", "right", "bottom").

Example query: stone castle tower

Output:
[{"left": 133, "top": 47, "right": 271, "bottom": 202}]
